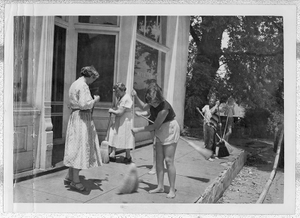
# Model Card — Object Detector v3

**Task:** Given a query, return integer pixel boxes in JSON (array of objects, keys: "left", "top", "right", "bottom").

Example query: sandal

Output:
[
  {"left": 109, "top": 156, "right": 116, "bottom": 162},
  {"left": 69, "top": 182, "right": 86, "bottom": 192},
  {"left": 64, "top": 178, "right": 72, "bottom": 186},
  {"left": 148, "top": 169, "right": 156, "bottom": 175},
  {"left": 123, "top": 157, "right": 132, "bottom": 164}
]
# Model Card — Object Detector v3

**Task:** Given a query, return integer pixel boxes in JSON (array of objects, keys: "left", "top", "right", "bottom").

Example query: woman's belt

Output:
[{"left": 71, "top": 108, "right": 92, "bottom": 113}]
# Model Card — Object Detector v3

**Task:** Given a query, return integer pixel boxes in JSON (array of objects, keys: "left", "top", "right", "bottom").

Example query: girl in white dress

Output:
[
  {"left": 108, "top": 82, "right": 135, "bottom": 164},
  {"left": 63, "top": 66, "right": 102, "bottom": 192}
]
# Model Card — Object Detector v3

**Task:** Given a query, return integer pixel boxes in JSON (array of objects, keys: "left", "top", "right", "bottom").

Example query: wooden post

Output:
[{"left": 256, "top": 127, "right": 284, "bottom": 203}]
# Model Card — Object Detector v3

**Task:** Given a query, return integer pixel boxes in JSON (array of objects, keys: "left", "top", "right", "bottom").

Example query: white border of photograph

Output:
[{"left": 4, "top": 3, "right": 296, "bottom": 215}]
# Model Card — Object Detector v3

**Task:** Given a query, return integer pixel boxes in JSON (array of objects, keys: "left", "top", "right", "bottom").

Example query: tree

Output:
[
  {"left": 186, "top": 16, "right": 283, "bottom": 135},
  {"left": 186, "top": 16, "right": 239, "bottom": 124},
  {"left": 223, "top": 16, "right": 283, "bottom": 109}
]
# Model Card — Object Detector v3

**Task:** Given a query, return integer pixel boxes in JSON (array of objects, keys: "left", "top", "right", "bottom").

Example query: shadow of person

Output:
[
  {"left": 80, "top": 175, "right": 108, "bottom": 192},
  {"left": 139, "top": 180, "right": 168, "bottom": 193},
  {"left": 137, "top": 165, "right": 168, "bottom": 173},
  {"left": 113, "top": 156, "right": 129, "bottom": 164},
  {"left": 65, "top": 175, "right": 107, "bottom": 195},
  {"left": 185, "top": 176, "right": 210, "bottom": 183},
  {"left": 136, "top": 164, "right": 153, "bottom": 170}
]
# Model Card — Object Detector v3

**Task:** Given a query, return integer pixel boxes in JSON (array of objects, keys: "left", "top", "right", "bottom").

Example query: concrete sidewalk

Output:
[{"left": 13, "top": 137, "right": 246, "bottom": 204}]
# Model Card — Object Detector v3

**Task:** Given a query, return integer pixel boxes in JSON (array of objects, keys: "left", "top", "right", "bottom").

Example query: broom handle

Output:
[
  {"left": 132, "top": 94, "right": 135, "bottom": 128},
  {"left": 139, "top": 114, "right": 154, "bottom": 124},
  {"left": 132, "top": 93, "right": 136, "bottom": 152},
  {"left": 223, "top": 110, "right": 229, "bottom": 139},
  {"left": 139, "top": 115, "right": 195, "bottom": 141},
  {"left": 196, "top": 107, "right": 222, "bottom": 141},
  {"left": 105, "top": 114, "right": 112, "bottom": 140},
  {"left": 139, "top": 115, "right": 192, "bottom": 144},
  {"left": 106, "top": 97, "right": 116, "bottom": 141},
  {"left": 139, "top": 114, "right": 211, "bottom": 154},
  {"left": 256, "top": 127, "right": 283, "bottom": 203},
  {"left": 217, "top": 105, "right": 222, "bottom": 138}
]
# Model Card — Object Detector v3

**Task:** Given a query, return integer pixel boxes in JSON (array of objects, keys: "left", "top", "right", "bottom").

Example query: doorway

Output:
[{"left": 51, "top": 24, "right": 67, "bottom": 167}]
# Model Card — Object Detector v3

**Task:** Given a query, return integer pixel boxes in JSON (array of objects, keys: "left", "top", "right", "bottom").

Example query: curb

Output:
[{"left": 195, "top": 149, "right": 247, "bottom": 203}]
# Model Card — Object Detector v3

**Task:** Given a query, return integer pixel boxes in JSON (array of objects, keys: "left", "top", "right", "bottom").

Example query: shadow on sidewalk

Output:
[
  {"left": 65, "top": 175, "right": 107, "bottom": 195},
  {"left": 139, "top": 180, "right": 170, "bottom": 193},
  {"left": 185, "top": 175, "right": 210, "bottom": 183},
  {"left": 137, "top": 164, "right": 153, "bottom": 170}
]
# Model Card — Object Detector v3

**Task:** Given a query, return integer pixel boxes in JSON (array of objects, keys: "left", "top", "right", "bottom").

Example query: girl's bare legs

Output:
[
  {"left": 149, "top": 141, "right": 165, "bottom": 194},
  {"left": 224, "top": 126, "right": 232, "bottom": 142},
  {"left": 149, "top": 143, "right": 156, "bottom": 174},
  {"left": 164, "top": 143, "right": 177, "bottom": 198},
  {"left": 148, "top": 132, "right": 156, "bottom": 174}
]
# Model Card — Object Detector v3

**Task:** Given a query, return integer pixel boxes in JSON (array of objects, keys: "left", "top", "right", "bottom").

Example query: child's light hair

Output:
[{"left": 113, "top": 82, "right": 127, "bottom": 92}]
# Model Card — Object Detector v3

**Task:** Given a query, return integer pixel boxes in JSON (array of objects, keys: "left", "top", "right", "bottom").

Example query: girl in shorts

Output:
[{"left": 131, "top": 83, "right": 180, "bottom": 199}]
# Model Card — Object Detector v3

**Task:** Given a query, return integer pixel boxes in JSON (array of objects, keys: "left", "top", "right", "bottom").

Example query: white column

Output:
[
  {"left": 118, "top": 16, "right": 137, "bottom": 84},
  {"left": 125, "top": 16, "right": 137, "bottom": 96},
  {"left": 173, "top": 16, "right": 190, "bottom": 129},
  {"left": 166, "top": 16, "right": 179, "bottom": 106},
  {"left": 62, "top": 17, "right": 77, "bottom": 138},
  {"left": 164, "top": 16, "right": 190, "bottom": 129},
  {"left": 35, "top": 16, "right": 55, "bottom": 170}
]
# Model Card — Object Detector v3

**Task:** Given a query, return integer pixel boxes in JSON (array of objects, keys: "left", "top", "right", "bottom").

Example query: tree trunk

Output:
[{"left": 189, "top": 16, "right": 229, "bottom": 98}]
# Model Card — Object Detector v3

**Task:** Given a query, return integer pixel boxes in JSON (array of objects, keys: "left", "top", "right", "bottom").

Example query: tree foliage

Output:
[
  {"left": 223, "top": 16, "right": 283, "bottom": 110},
  {"left": 186, "top": 16, "right": 283, "bottom": 134},
  {"left": 186, "top": 16, "right": 235, "bottom": 119}
]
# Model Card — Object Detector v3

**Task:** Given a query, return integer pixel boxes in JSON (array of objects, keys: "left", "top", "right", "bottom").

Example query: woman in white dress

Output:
[
  {"left": 108, "top": 82, "right": 135, "bottom": 164},
  {"left": 63, "top": 66, "right": 102, "bottom": 192}
]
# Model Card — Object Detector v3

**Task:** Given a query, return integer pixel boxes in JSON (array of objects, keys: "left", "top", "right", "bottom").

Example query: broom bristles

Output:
[
  {"left": 183, "top": 138, "right": 213, "bottom": 160},
  {"left": 118, "top": 163, "right": 139, "bottom": 194},
  {"left": 223, "top": 140, "right": 234, "bottom": 154},
  {"left": 100, "top": 141, "right": 110, "bottom": 164}
]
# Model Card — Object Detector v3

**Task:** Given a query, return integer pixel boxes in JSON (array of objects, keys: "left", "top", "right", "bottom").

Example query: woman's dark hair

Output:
[
  {"left": 145, "top": 83, "right": 164, "bottom": 104},
  {"left": 113, "top": 82, "right": 126, "bottom": 92},
  {"left": 80, "top": 66, "right": 99, "bottom": 78}
]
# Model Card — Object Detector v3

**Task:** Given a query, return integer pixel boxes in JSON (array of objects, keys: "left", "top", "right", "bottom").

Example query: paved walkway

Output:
[{"left": 13, "top": 137, "right": 246, "bottom": 204}]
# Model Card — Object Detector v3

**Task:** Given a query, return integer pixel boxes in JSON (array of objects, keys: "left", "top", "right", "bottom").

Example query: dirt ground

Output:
[{"left": 217, "top": 137, "right": 284, "bottom": 204}]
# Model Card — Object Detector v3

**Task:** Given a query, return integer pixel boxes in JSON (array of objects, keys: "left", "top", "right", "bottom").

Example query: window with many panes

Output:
[
  {"left": 134, "top": 16, "right": 168, "bottom": 101},
  {"left": 78, "top": 16, "right": 118, "bottom": 26},
  {"left": 14, "top": 16, "right": 30, "bottom": 103},
  {"left": 73, "top": 16, "right": 119, "bottom": 103},
  {"left": 76, "top": 32, "right": 116, "bottom": 102}
]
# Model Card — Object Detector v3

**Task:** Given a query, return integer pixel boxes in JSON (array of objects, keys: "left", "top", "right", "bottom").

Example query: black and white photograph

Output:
[{"left": 2, "top": 2, "right": 297, "bottom": 215}]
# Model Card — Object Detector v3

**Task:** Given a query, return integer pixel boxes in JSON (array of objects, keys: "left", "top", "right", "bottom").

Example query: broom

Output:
[
  {"left": 215, "top": 105, "right": 230, "bottom": 158},
  {"left": 130, "top": 93, "right": 136, "bottom": 161},
  {"left": 196, "top": 107, "right": 234, "bottom": 154},
  {"left": 118, "top": 163, "right": 139, "bottom": 194},
  {"left": 100, "top": 114, "right": 111, "bottom": 164},
  {"left": 139, "top": 115, "right": 213, "bottom": 160}
]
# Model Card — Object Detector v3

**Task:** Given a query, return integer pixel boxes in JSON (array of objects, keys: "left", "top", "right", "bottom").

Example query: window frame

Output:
[
  {"left": 74, "top": 22, "right": 119, "bottom": 107},
  {"left": 13, "top": 16, "right": 35, "bottom": 108},
  {"left": 54, "top": 16, "right": 69, "bottom": 28},
  {"left": 77, "top": 16, "right": 120, "bottom": 27},
  {"left": 135, "top": 16, "right": 169, "bottom": 90}
]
